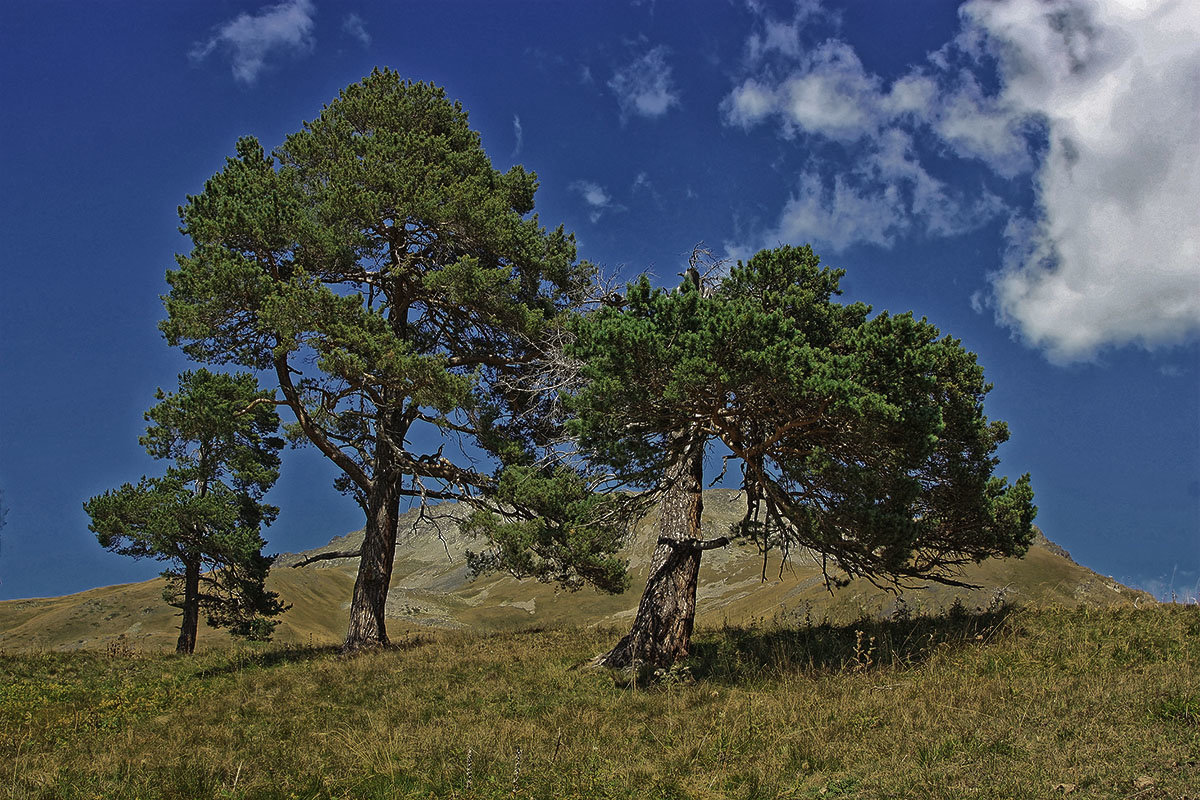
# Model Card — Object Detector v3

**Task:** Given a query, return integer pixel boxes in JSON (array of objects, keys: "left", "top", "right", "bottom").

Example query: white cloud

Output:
[
  {"left": 342, "top": 13, "right": 369, "bottom": 47},
  {"left": 722, "top": 0, "right": 1200, "bottom": 362},
  {"left": 723, "top": 40, "right": 957, "bottom": 145},
  {"left": 928, "top": 74, "right": 1033, "bottom": 177},
  {"left": 570, "top": 180, "right": 617, "bottom": 223},
  {"left": 973, "top": 0, "right": 1200, "bottom": 361},
  {"left": 511, "top": 115, "right": 523, "bottom": 159},
  {"left": 748, "top": 19, "right": 803, "bottom": 62},
  {"left": 754, "top": 133, "right": 1005, "bottom": 253},
  {"left": 724, "top": 41, "right": 889, "bottom": 140},
  {"left": 776, "top": 42, "right": 886, "bottom": 141},
  {"left": 771, "top": 171, "right": 904, "bottom": 251},
  {"left": 743, "top": 0, "right": 830, "bottom": 63},
  {"left": 723, "top": 79, "right": 777, "bottom": 128},
  {"left": 609, "top": 46, "right": 681, "bottom": 120},
  {"left": 191, "top": 0, "right": 315, "bottom": 85}
]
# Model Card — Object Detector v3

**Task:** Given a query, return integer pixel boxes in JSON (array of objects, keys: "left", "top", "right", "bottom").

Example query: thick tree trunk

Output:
[
  {"left": 344, "top": 482, "right": 400, "bottom": 652},
  {"left": 598, "top": 434, "right": 707, "bottom": 670},
  {"left": 176, "top": 558, "right": 201, "bottom": 655}
]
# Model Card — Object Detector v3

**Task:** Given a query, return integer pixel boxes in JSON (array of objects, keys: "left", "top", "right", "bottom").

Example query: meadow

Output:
[{"left": 2, "top": 604, "right": 1196, "bottom": 799}]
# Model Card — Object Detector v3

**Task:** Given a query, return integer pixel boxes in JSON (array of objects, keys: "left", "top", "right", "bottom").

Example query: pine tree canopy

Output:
[
  {"left": 565, "top": 245, "right": 1036, "bottom": 588},
  {"left": 163, "top": 68, "right": 593, "bottom": 496},
  {"left": 84, "top": 369, "right": 287, "bottom": 644},
  {"left": 160, "top": 70, "right": 623, "bottom": 611}
]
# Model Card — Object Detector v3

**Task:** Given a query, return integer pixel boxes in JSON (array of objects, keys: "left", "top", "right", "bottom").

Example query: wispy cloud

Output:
[
  {"left": 511, "top": 115, "right": 524, "bottom": 159},
  {"left": 570, "top": 180, "right": 618, "bottom": 223},
  {"left": 609, "top": 45, "right": 680, "bottom": 121},
  {"left": 731, "top": 125, "right": 1006, "bottom": 254},
  {"left": 743, "top": 0, "right": 827, "bottom": 64},
  {"left": 190, "top": 0, "right": 316, "bottom": 85},
  {"left": 722, "top": 0, "right": 1200, "bottom": 363},
  {"left": 342, "top": 12, "right": 369, "bottom": 47},
  {"left": 1130, "top": 567, "right": 1200, "bottom": 603},
  {"left": 632, "top": 171, "right": 666, "bottom": 208}
]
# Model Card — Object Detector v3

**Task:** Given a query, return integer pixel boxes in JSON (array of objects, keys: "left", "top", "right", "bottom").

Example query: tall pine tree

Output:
[{"left": 161, "top": 70, "right": 618, "bottom": 651}]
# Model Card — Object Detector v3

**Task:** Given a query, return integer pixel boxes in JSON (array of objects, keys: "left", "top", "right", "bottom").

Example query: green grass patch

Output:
[{"left": 1, "top": 605, "right": 1197, "bottom": 799}]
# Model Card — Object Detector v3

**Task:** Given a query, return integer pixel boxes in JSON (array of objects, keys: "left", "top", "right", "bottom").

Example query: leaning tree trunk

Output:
[
  {"left": 344, "top": 480, "right": 400, "bottom": 652},
  {"left": 598, "top": 433, "right": 723, "bottom": 670},
  {"left": 176, "top": 558, "right": 201, "bottom": 655}
]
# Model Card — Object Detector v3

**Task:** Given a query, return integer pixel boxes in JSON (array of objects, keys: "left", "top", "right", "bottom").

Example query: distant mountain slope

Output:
[{"left": 0, "top": 491, "right": 1154, "bottom": 652}]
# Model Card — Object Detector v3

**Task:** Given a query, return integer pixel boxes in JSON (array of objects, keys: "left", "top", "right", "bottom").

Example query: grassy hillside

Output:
[
  {"left": 0, "top": 491, "right": 1153, "bottom": 653},
  {"left": 1, "top": 605, "right": 1196, "bottom": 799}
]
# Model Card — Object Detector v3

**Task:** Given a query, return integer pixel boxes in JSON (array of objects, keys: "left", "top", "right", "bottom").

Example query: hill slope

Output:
[
  {"left": 0, "top": 490, "right": 1153, "bottom": 652},
  {"left": 4, "top": 607, "right": 1197, "bottom": 799}
]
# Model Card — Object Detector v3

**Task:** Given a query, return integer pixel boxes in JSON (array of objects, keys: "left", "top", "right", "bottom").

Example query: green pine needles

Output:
[
  {"left": 84, "top": 370, "right": 287, "bottom": 653},
  {"left": 152, "top": 67, "right": 1034, "bottom": 659},
  {"left": 566, "top": 245, "right": 1036, "bottom": 590},
  {"left": 161, "top": 69, "right": 607, "bottom": 650}
]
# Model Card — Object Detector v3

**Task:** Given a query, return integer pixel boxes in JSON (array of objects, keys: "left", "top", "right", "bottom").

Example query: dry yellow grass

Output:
[{"left": 2, "top": 604, "right": 1196, "bottom": 799}]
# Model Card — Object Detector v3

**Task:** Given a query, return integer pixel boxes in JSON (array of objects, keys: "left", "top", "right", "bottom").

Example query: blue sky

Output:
[{"left": 1, "top": 0, "right": 1197, "bottom": 602}]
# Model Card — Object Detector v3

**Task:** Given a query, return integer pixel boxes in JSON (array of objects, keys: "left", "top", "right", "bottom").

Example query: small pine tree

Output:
[{"left": 84, "top": 369, "right": 287, "bottom": 653}]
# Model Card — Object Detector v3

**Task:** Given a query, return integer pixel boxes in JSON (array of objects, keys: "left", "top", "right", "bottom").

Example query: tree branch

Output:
[
  {"left": 232, "top": 396, "right": 288, "bottom": 417},
  {"left": 290, "top": 549, "right": 363, "bottom": 568},
  {"left": 657, "top": 535, "right": 730, "bottom": 552},
  {"left": 274, "top": 355, "right": 373, "bottom": 492}
]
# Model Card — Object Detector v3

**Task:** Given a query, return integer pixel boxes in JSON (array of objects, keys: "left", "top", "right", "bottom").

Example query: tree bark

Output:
[
  {"left": 343, "top": 480, "right": 400, "bottom": 652},
  {"left": 597, "top": 433, "right": 706, "bottom": 670},
  {"left": 176, "top": 558, "right": 201, "bottom": 655}
]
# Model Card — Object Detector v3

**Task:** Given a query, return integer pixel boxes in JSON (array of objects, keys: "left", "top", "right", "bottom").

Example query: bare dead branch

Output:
[{"left": 291, "top": 549, "right": 363, "bottom": 568}]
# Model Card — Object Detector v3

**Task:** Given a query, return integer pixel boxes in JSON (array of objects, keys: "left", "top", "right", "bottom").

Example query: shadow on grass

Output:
[
  {"left": 687, "top": 602, "right": 1016, "bottom": 684},
  {"left": 195, "top": 631, "right": 443, "bottom": 676},
  {"left": 194, "top": 643, "right": 341, "bottom": 677}
]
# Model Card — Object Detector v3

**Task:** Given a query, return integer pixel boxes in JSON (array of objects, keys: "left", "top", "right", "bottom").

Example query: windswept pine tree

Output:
[
  {"left": 562, "top": 245, "right": 1037, "bottom": 668},
  {"left": 84, "top": 370, "right": 286, "bottom": 654},
  {"left": 162, "top": 70, "right": 624, "bottom": 651}
]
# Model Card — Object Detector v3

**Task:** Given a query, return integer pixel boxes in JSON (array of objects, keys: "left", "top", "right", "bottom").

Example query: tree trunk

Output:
[
  {"left": 598, "top": 434, "right": 706, "bottom": 670},
  {"left": 344, "top": 481, "right": 400, "bottom": 652},
  {"left": 176, "top": 558, "right": 201, "bottom": 655}
]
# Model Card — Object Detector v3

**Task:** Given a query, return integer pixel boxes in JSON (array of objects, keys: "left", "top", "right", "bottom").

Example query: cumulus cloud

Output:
[
  {"left": 723, "top": 35, "right": 1027, "bottom": 169},
  {"left": 969, "top": 0, "right": 1200, "bottom": 362},
  {"left": 342, "top": 13, "right": 369, "bottom": 47},
  {"left": 723, "top": 40, "right": 940, "bottom": 142},
  {"left": 570, "top": 180, "right": 617, "bottom": 223},
  {"left": 723, "top": 0, "right": 1200, "bottom": 362},
  {"left": 191, "top": 0, "right": 315, "bottom": 85},
  {"left": 609, "top": 46, "right": 681, "bottom": 120},
  {"left": 929, "top": 73, "right": 1034, "bottom": 178}
]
